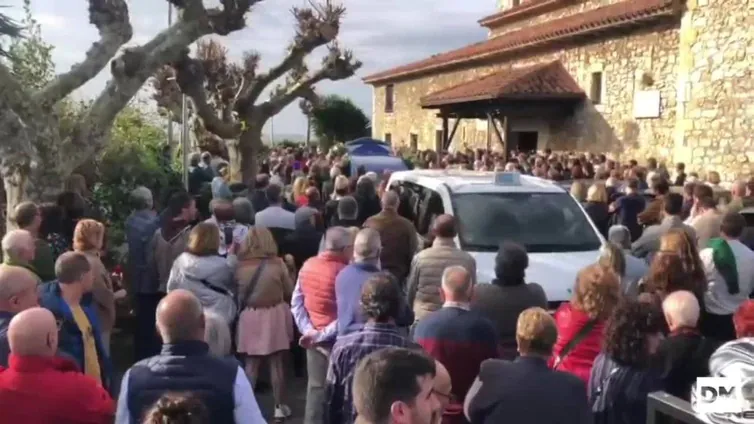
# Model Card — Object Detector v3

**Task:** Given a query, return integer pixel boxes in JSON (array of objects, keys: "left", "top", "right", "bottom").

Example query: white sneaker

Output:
[{"left": 274, "top": 404, "right": 292, "bottom": 421}]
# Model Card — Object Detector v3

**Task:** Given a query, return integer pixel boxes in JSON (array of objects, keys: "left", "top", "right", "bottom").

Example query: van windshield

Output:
[{"left": 452, "top": 192, "right": 602, "bottom": 253}]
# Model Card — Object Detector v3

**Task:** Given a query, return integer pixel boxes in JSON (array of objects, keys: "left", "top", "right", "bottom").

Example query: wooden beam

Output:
[
  {"left": 445, "top": 118, "right": 461, "bottom": 150},
  {"left": 498, "top": 115, "right": 511, "bottom": 161},
  {"left": 486, "top": 115, "right": 492, "bottom": 151},
  {"left": 442, "top": 115, "right": 450, "bottom": 152},
  {"left": 488, "top": 112, "right": 505, "bottom": 153},
  {"left": 434, "top": 100, "right": 581, "bottom": 119}
]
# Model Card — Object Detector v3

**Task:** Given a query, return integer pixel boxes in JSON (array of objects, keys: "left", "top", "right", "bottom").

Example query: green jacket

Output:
[{"left": 31, "top": 239, "right": 56, "bottom": 282}]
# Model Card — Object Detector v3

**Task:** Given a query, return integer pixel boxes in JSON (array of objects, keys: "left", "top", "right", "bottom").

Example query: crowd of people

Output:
[{"left": 0, "top": 145, "right": 753, "bottom": 424}]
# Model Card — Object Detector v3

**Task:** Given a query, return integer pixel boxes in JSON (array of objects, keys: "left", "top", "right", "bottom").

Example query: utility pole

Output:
[
  {"left": 166, "top": 3, "right": 174, "bottom": 154},
  {"left": 168, "top": 3, "right": 190, "bottom": 190}
]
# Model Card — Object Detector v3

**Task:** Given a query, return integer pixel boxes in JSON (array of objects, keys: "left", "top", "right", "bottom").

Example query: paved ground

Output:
[
  {"left": 113, "top": 329, "right": 309, "bottom": 423},
  {"left": 256, "top": 375, "right": 308, "bottom": 424}
]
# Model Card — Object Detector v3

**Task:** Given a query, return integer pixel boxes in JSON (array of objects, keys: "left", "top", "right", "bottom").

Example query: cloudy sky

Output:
[{"left": 6, "top": 0, "right": 494, "bottom": 137}]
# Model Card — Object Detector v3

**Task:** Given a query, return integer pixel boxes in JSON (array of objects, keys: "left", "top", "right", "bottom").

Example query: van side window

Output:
[
  {"left": 394, "top": 181, "right": 420, "bottom": 224},
  {"left": 417, "top": 190, "right": 445, "bottom": 236}
]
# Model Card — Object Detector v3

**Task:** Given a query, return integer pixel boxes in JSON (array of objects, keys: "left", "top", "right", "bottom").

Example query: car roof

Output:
[
  {"left": 350, "top": 155, "right": 409, "bottom": 174},
  {"left": 389, "top": 169, "right": 567, "bottom": 194}
]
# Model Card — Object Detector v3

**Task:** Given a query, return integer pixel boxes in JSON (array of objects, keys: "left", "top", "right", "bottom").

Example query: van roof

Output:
[{"left": 389, "top": 169, "right": 566, "bottom": 194}]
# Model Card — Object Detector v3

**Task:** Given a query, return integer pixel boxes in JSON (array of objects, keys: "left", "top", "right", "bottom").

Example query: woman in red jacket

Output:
[{"left": 548, "top": 263, "right": 621, "bottom": 383}]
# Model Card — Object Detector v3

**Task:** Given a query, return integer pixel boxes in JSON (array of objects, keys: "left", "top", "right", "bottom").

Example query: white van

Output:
[{"left": 387, "top": 170, "right": 605, "bottom": 309}]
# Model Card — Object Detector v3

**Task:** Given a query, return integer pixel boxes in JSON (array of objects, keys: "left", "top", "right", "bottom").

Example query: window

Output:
[
  {"left": 590, "top": 72, "right": 603, "bottom": 105},
  {"left": 384, "top": 133, "right": 392, "bottom": 144},
  {"left": 417, "top": 190, "right": 444, "bottom": 236},
  {"left": 410, "top": 133, "right": 418, "bottom": 151},
  {"left": 452, "top": 192, "right": 602, "bottom": 253},
  {"left": 385, "top": 84, "right": 394, "bottom": 113},
  {"left": 435, "top": 129, "right": 444, "bottom": 150}
]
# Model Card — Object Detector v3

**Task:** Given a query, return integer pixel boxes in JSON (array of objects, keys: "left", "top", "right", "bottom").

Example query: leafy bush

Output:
[{"left": 91, "top": 107, "right": 183, "bottom": 248}]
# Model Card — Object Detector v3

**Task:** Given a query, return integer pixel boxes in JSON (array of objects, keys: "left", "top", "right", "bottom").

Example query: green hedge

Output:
[{"left": 91, "top": 107, "right": 183, "bottom": 250}]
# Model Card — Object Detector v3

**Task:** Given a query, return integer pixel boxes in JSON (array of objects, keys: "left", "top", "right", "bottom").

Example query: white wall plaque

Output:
[{"left": 634, "top": 90, "right": 661, "bottom": 119}]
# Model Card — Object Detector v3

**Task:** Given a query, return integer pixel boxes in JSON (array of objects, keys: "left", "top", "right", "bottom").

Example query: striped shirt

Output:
[
  {"left": 324, "top": 322, "right": 419, "bottom": 424},
  {"left": 709, "top": 337, "right": 754, "bottom": 378}
]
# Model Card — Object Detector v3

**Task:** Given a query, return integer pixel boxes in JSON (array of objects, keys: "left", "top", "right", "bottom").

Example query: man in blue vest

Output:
[{"left": 114, "top": 289, "right": 265, "bottom": 424}]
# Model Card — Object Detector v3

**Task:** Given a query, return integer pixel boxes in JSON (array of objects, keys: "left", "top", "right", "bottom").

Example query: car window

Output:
[{"left": 452, "top": 192, "right": 602, "bottom": 253}]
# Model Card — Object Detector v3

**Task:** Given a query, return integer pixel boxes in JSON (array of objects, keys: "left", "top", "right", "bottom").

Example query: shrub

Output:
[{"left": 90, "top": 107, "right": 183, "bottom": 249}]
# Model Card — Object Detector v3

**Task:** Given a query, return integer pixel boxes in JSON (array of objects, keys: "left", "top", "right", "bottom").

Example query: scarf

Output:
[
  {"left": 3, "top": 257, "right": 39, "bottom": 278},
  {"left": 708, "top": 238, "right": 739, "bottom": 295}
]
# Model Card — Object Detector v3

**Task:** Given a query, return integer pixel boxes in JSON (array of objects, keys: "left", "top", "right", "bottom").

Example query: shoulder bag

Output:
[
  {"left": 552, "top": 319, "right": 597, "bottom": 370},
  {"left": 238, "top": 259, "right": 268, "bottom": 310}
]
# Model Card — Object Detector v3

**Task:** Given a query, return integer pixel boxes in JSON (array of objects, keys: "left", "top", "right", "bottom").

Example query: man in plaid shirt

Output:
[{"left": 325, "top": 272, "right": 421, "bottom": 424}]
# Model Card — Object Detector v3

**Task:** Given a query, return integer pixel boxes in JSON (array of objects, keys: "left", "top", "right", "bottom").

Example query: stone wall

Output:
[
  {"left": 675, "top": 0, "right": 754, "bottom": 181},
  {"left": 372, "top": 26, "right": 680, "bottom": 163}
]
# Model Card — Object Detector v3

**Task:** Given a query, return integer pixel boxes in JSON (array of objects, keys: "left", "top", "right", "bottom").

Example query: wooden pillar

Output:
[
  {"left": 486, "top": 114, "right": 492, "bottom": 151},
  {"left": 442, "top": 115, "right": 449, "bottom": 152},
  {"left": 502, "top": 116, "right": 510, "bottom": 162}
]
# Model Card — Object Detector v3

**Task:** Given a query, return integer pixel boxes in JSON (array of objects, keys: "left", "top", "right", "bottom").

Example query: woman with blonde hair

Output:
[
  {"left": 166, "top": 222, "right": 236, "bottom": 324},
  {"left": 585, "top": 183, "right": 610, "bottom": 237},
  {"left": 235, "top": 226, "right": 294, "bottom": 420},
  {"left": 73, "top": 219, "right": 115, "bottom": 350},
  {"left": 548, "top": 263, "right": 621, "bottom": 383},
  {"left": 570, "top": 181, "right": 587, "bottom": 203},
  {"left": 291, "top": 176, "right": 309, "bottom": 207}
]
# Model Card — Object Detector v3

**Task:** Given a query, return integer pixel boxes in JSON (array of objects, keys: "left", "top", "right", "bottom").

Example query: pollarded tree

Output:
[
  {"left": 0, "top": 0, "right": 263, "bottom": 225},
  {"left": 153, "top": 2, "right": 362, "bottom": 183}
]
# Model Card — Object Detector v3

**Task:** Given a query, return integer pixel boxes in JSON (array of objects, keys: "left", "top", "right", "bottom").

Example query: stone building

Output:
[{"left": 363, "top": 0, "right": 754, "bottom": 180}]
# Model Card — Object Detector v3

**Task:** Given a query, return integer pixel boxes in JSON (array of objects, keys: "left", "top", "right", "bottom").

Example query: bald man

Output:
[
  {"left": 655, "top": 291, "right": 721, "bottom": 400},
  {"left": 413, "top": 266, "right": 498, "bottom": 423},
  {"left": 0, "top": 308, "right": 114, "bottom": 423},
  {"left": 363, "top": 190, "right": 419, "bottom": 284},
  {"left": 407, "top": 214, "right": 476, "bottom": 322},
  {"left": 115, "top": 290, "right": 265, "bottom": 424},
  {"left": 726, "top": 180, "right": 754, "bottom": 214},
  {"left": 0, "top": 265, "right": 39, "bottom": 367}
]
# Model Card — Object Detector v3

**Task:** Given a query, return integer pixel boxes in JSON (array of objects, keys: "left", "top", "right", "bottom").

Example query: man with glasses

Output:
[
  {"left": 0, "top": 265, "right": 39, "bottom": 367},
  {"left": 291, "top": 226, "right": 353, "bottom": 424}
]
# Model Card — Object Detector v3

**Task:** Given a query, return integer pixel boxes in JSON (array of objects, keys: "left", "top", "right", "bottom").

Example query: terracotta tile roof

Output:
[
  {"left": 477, "top": 0, "right": 572, "bottom": 28},
  {"left": 363, "top": 0, "right": 678, "bottom": 84},
  {"left": 420, "top": 61, "right": 585, "bottom": 108}
]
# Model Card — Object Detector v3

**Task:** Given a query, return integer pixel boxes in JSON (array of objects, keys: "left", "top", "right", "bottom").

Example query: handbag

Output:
[
  {"left": 238, "top": 259, "right": 268, "bottom": 310},
  {"left": 552, "top": 319, "right": 597, "bottom": 369}
]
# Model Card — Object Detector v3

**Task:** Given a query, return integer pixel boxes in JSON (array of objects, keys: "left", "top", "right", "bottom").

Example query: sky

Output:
[{"left": 5, "top": 0, "right": 494, "bottom": 137}]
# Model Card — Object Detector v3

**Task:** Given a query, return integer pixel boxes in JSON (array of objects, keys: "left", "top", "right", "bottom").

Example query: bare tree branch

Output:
[
  {"left": 171, "top": 50, "right": 241, "bottom": 140},
  {"left": 0, "top": 64, "right": 46, "bottom": 158},
  {"left": 36, "top": 0, "right": 133, "bottom": 108},
  {"left": 263, "top": 44, "right": 361, "bottom": 117},
  {"left": 242, "top": 3, "right": 343, "bottom": 106},
  {"left": 64, "top": 0, "right": 260, "bottom": 168}
]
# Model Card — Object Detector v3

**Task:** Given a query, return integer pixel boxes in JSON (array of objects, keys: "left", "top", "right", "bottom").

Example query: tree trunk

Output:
[
  {"left": 239, "top": 124, "right": 263, "bottom": 186},
  {"left": 2, "top": 164, "right": 63, "bottom": 232},
  {"left": 227, "top": 138, "right": 242, "bottom": 183}
]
